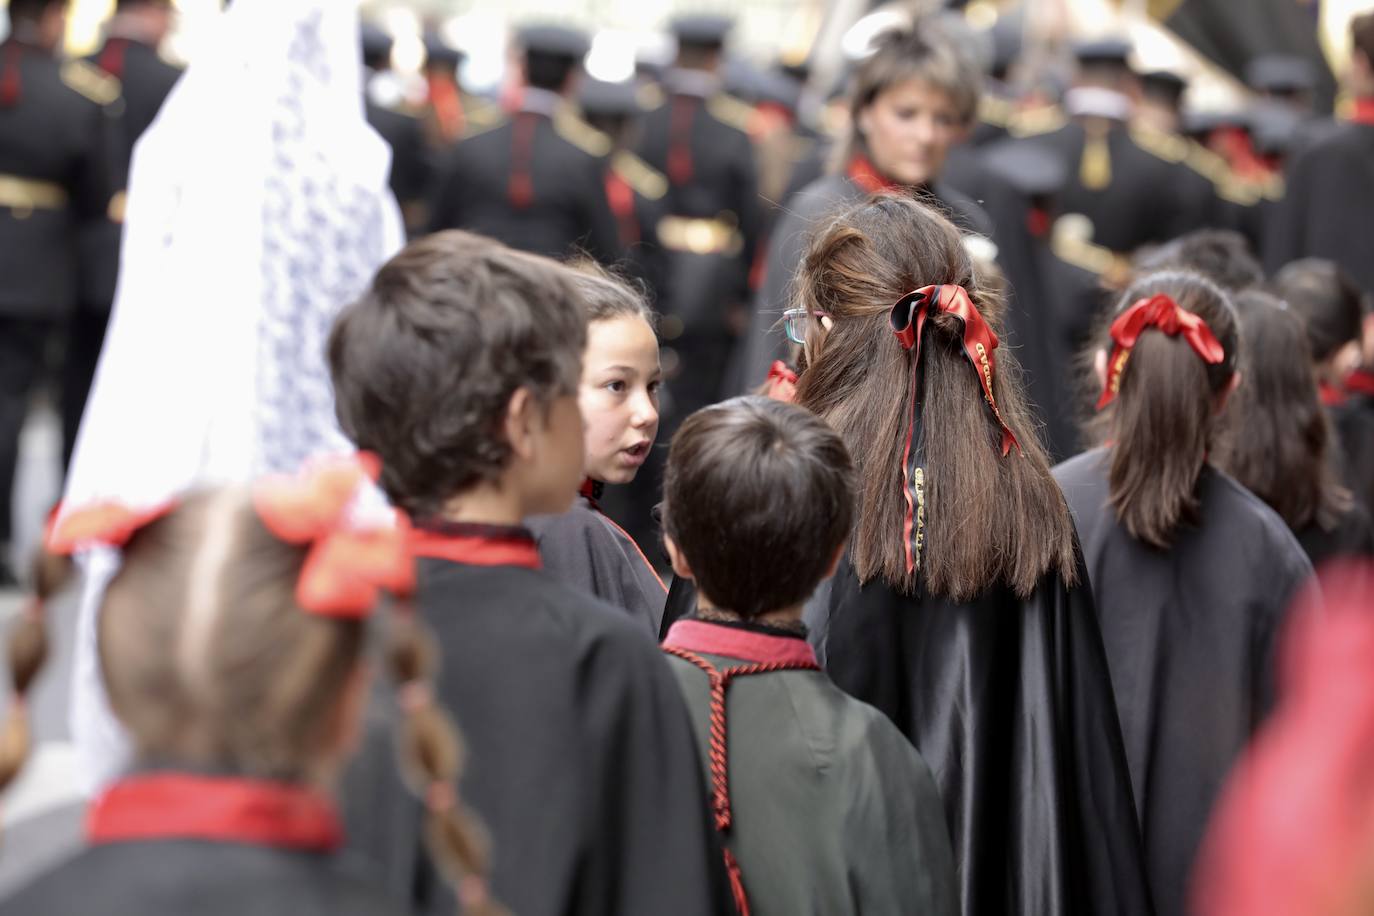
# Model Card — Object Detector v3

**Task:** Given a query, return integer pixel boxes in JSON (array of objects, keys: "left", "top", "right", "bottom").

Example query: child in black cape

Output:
[
  {"left": 1214, "top": 289, "right": 1374, "bottom": 566},
  {"left": 525, "top": 266, "right": 667, "bottom": 633},
  {"left": 660, "top": 395, "right": 958, "bottom": 916},
  {"left": 0, "top": 458, "right": 490, "bottom": 916},
  {"left": 1055, "top": 270, "right": 1314, "bottom": 916},
  {"left": 794, "top": 193, "right": 1152, "bottom": 916},
  {"left": 1273, "top": 258, "right": 1374, "bottom": 518},
  {"left": 328, "top": 230, "right": 735, "bottom": 916}
]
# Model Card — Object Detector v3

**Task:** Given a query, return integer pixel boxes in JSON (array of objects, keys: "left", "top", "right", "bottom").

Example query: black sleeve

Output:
[
  {"left": 731, "top": 131, "right": 763, "bottom": 286},
  {"left": 72, "top": 100, "right": 120, "bottom": 224}
]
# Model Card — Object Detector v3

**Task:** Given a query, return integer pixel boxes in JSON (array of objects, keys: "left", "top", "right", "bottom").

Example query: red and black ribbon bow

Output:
[
  {"left": 889, "top": 285, "right": 1020, "bottom": 574},
  {"left": 1096, "top": 293, "right": 1226, "bottom": 410}
]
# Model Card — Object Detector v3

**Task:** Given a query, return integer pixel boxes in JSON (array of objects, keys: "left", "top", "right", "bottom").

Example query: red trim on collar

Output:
[
  {"left": 847, "top": 154, "right": 901, "bottom": 194},
  {"left": 663, "top": 619, "right": 816, "bottom": 666},
  {"left": 579, "top": 477, "right": 604, "bottom": 503},
  {"left": 1345, "top": 369, "right": 1374, "bottom": 398},
  {"left": 410, "top": 528, "right": 542, "bottom": 570},
  {"left": 1350, "top": 97, "right": 1374, "bottom": 127},
  {"left": 87, "top": 774, "right": 342, "bottom": 851},
  {"left": 1320, "top": 381, "right": 1348, "bottom": 407}
]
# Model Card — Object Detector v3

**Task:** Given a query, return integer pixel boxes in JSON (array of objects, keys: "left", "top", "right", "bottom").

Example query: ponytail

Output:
[
  {"left": 1092, "top": 272, "right": 1239, "bottom": 549},
  {"left": 0, "top": 550, "right": 74, "bottom": 800}
]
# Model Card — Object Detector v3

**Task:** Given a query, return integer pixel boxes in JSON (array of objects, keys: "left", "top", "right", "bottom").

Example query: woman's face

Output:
[
  {"left": 579, "top": 316, "right": 662, "bottom": 485},
  {"left": 858, "top": 78, "right": 965, "bottom": 187}
]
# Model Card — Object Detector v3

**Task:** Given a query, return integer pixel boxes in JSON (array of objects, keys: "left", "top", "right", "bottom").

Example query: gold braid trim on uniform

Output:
[
  {"left": 611, "top": 151, "right": 668, "bottom": 200},
  {"left": 554, "top": 109, "right": 612, "bottom": 157},
  {"left": 706, "top": 93, "right": 755, "bottom": 133},
  {"left": 1079, "top": 125, "right": 1112, "bottom": 191},
  {"left": 1008, "top": 104, "right": 1066, "bottom": 137},
  {"left": 61, "top": 60, "right": 121, "bottom": 105},
  {"left": 1129, "top": 124, "right": 1187, "bottom": 163}
]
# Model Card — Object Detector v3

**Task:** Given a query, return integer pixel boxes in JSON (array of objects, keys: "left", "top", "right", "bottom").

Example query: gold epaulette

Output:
[
  {"left": 554, "top": 110, "right": 612, "bottom": 157},
  {"left": 707, "top": 93, "right": 756, "bottom": 133},
  {"left": 978, "top": 94, "right": 1014, "bottom": 129},
  {"left": 611, "top": 151, "right": 667, "bottom": 200},
  {"left": 1260, "top": 173, "right": 1284, "bottom": 202},
  {"left": 636, "top": 83, "right": 665, "bottom": 111},
  {"left": 1052, "top": 214, "right": 1130, "bottom": 286},
  {"left": 1183, "top": 143, "right": 1262, "bottom": 206},
  {"left": 1129, "top": 124, "right": 1188, "bottom": 163},
  {"left": 1008, "top": 104, "right": 1066, "bottom": 137},
  {"left": 461, "top": 96, "right": 506, "bottom": 136},
  {"left": 62, "top": 60, "right": 121, "bottom": 106}
]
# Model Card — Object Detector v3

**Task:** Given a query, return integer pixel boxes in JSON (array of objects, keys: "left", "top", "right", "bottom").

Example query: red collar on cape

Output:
[
  {"left": 847, "top": 154, "right": 903, "bottom": 194},
  {"left": 662, "top": 618, "right": 816, "bottom": 666},
  {"left": 87, "top": 773, "right": 342, "bottom": 851},
  {"left": 410, "top": 520, "right": 542, "bottom": 570}
]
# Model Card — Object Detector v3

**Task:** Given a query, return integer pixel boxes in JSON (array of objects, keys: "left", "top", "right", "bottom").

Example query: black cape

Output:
[
  {"left": 1295, "top": 501, "right": 1374, "bottom": 570},
  {"left": 1054, "top": 449, "right": 1314, "bottom": 916},
  {"left": 663, "top": 618, "right": 959, "bottom": 916},
  {"left": 820, "top": 553, "right": 1153, "bottom": 916},
  {"left": 1329, "top": 398, "right": 1374, "bottom": 519},
  {"left": 340, "top": 523, "right": 735, "bottom": 916},
  {"left": 526, "top": 492, "right": 668, "bottom": 635}
]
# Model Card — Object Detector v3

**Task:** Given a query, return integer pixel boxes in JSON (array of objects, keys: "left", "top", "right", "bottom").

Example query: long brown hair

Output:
[
  {"left": 1214, "top": 290, "right": 1352, "bottom": 532},
  {"left": 1087, "top": 271, "right": 1240, "bottom": 549},
  {"left": 1, "top": 489, "right": 504, "bottom": 914},
  {"left": 795, "top": 193, "right": 1077, "bottom": 600}
]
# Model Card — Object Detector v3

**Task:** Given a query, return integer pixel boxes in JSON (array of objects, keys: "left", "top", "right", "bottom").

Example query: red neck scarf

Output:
[
  {"left": 1097, "top": 294, "right": 1226, "bottom": 410},
  {"left": 847, "top": 155, "right": 902, "bottom": 194},
  {"left": 1345, "top": 368, "right": 1374, "bottom": 398},
  {"left": 663, "top": 618, "right": 816, "bottom": 666},
  {"left": 1350, "top": 97, "right": 1374, "bottom": 127},
  {"left": 1319, "top": 381, "right": 1348, "bottom": 407},
  {"left": 88, "top": 774, "right": 342, "bottom": 851},
  {"left": 889, "top": 285, "right": 1021, "bottom": 574},
  {"left": 410, "top": 521, "right": 542, "bottom": 570}
]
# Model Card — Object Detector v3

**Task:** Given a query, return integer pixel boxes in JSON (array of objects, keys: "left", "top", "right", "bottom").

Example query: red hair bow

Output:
[
  {"left": 45, "top": 501, "right": 175, "bottom": 555},
  {"left": 253, "top": 453, "right": 413, "bottom": 619},
  {"left": 888, "top": 285, "right": 1021, "bottom": 574},
  {"left": 764, "top": 360, "right": 798, "bottom": 403},
  {"left": 1096, "top": 293, "right": 1226, "bottom": 409}
]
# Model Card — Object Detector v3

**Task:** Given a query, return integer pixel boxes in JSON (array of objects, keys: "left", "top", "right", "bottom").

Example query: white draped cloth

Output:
[{"left": 63, "top": 0, "right": 404, "bottom": 792}]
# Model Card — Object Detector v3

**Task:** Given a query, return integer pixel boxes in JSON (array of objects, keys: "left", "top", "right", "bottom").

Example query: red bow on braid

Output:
[
  {"left": 764, "top": 360, "right": 798, "bottom": 403},
  {"left": 45, "top": 501, "right": 175, "bottom": 555},
  {"left": 253, "top": 454, "right": 414, "bottom": 618},
  {"left": 889, "top": 285, "right": 1021, "bottom": 574},
  {"left": 1096, "top": 293, "right": 1225, "bottom": 410}
]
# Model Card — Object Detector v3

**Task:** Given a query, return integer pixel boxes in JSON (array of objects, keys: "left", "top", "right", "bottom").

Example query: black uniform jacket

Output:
[
  {"left": 0, "top": 36, "right": 116, "bottom": 316},
  {"left": 0, "top": 771, "right": 404, "bottom": 916},
  {"left": 820, "top": 546, "right": 1154, "bottom": 916},
  {"left": 341, "top": 521, "right": 736, "bottom": 916},
  {"left": 1054, "top": 449, "right": 1314, "bottom": 916},
  {"left": 1264, "top": 114, "right": 1374, "bottom": 294},
  {"left": 428, "top": 89, "right": 622, "bottom": 264}
]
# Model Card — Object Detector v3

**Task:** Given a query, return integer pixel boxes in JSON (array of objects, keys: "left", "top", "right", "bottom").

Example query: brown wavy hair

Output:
[
  {"left": 1214, "top": 289, "right": 1352, "bottom": 532},
  {"left": 1086, "top": 271, "right": 1240, "bottom": 549},
  {"left": 794, "top": 193, "right": 1076, "bottom": 600}
]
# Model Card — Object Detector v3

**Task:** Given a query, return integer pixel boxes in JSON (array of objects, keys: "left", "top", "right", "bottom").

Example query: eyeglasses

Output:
[{"left": 782, "top": 308, "right": 830, "bottom": 345}]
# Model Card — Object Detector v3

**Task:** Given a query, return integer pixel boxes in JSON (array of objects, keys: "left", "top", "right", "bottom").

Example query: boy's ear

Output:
[
  {"left": 664, "top": 535, "right": 695, "bottom": 582},
  {"left": 1093, "top": 348, "right": 1108, "bottom": 390},
  {"left": 504, "top": 387, "right": 538, "bottom": 461},
  {"left": 822, "top": 543, "right": 846, "bottom": 581}
]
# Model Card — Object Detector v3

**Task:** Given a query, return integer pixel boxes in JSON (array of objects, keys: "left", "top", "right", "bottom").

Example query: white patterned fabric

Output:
[{"left": 63, "top": 0, "right": 404, "bottom": 792}]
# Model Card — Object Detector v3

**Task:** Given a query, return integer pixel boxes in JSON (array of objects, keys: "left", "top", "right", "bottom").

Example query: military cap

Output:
[{"left": 670, "top": 14, "right": 733, "bottom": 50}]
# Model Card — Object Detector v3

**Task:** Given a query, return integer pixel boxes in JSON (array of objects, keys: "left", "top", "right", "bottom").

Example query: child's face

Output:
[
  {"left": 858, "top": 77, "right": 964, "bottom": 188},
  {"left": 578, "top": 316, "right": 662, "bottom": 484}
]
